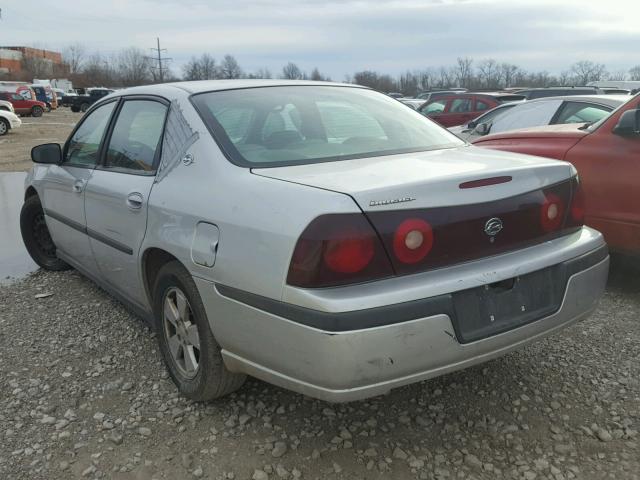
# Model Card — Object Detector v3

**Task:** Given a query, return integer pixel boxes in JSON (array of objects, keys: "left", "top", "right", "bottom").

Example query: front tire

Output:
[
  {"left": 153, "top": 261, "right": 246, "bottom": 401},
  {"left": 80, "top": 103, "right": 89, "bottom": 112},
  {"left": 20, "top": 195, "right": 71, "bottom": 271},
  {"left": 71, "top": 105, "right": 80, "bottom": 113},
  {"left": 0, "top": 118, "right": 8, "bottom": 136},
  {"left": 31, "top": 106, "right": 43, "bottom": 117}
]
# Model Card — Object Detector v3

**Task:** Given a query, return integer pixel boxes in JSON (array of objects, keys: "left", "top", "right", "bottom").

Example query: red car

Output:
[
  {"left": 473, "top": 93, "right": 640, "bottom": 255},
  {"left": 418, "top": 93, "right": 524, "bottom": 127},
  {"left": 0, "top": 91, "right": 46, "bottom": 117}
]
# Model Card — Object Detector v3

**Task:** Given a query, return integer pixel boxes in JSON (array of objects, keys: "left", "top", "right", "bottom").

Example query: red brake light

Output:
[
  {"left": 287, "top": 214, "right": 393, "bottom": 288},
  {"left": 393, "top": 218, "right": 434, "bottom": 264},
  {"left": 569, "top": 178, "right": 585, "bottom": 226},
  {"left": 324, "top": 227, "right": 375, "bottom": 273},
  {"left": 540, "top": 193, "right": 565, "bottom": 232}
]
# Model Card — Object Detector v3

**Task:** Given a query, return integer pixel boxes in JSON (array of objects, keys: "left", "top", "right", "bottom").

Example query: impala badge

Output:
[
  {"left": 369, "top": 197, "right": 416, "bottom": 207},
  {"left": 484, "top": 217, "right": 503, "bottom": 240}
]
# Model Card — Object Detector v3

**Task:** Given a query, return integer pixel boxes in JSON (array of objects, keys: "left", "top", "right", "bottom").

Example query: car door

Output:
[
  {"left": 441, "top": 98, "right": 473, "bottom": 127},
  {"left": 84, "top": 96, "right": 169, "bottom": 307},
  {"left": 564, "top": 103, "right": 640, "bottom": 253},
  {"left": 40, "top": 100, "right": 117, "bottom": 271}
]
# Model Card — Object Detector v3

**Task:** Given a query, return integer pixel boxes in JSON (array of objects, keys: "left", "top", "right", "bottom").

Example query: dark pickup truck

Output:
[{"left": 69, "top": 88, "right": 114, "bottom": 112}]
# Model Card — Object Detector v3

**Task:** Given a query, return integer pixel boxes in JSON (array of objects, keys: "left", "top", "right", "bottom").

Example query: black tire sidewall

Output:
[
  {"left": 80, "top": 103, "right": 89, "bottom": 112},
  {"left": 31, "top": 106, "right": 43, "bottom": 117},
  {"left": 0, "top": 118, "right": 8, "bottom": 136},
  {"left": 20, "top": 196, "right": 69, "bottom": 270},
  {"left": 153, "top": 262, "right": 223, "bottom": 401}
]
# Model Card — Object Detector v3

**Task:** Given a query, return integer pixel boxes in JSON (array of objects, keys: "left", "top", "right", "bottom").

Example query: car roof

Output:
[
  {"left": 102, "top": 80, "right": 369, "bottom": 99},
  {"left": 523, "top": 94, "right": 627, "bottom": 107},
  {"left": 169, "top": 80, "right": 365, "bottom": 94}
]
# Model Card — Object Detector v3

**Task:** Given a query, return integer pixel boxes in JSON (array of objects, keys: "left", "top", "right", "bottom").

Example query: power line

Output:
[{"left": 146, "top": 37, "right": 172, "bottom": 83}]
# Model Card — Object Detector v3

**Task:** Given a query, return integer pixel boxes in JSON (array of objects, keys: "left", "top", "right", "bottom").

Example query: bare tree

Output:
[
  {"left": 570, "top": 60, "right": 608, "bottom": 85},
  {"left": 282, "top": 62, "right": 303, "bottom": 80},
  {"left": 477, "top": 59, "right": 501, "bottom": 88},
  {"left": 500, "top": 63, "right": 520, "bottom": 88},
  {"left": 310, "top": 67, "right": 330, "bottom": 81},
  {"left": 182, "top": 54, "right": 218, "bottom": 80},
  {"left": 220, "top": 54, "right": 243, "bottom": 79},
  {"left": 628, "top": 65, "right": 640, "bottom": 81},
  {"left": 608, "top": 70, "right": 627, "bottom": 81},
  {"left": 436, "top": 66, "right": 455, "bottom": 88},
  {"left": 455, "top": 57, "right": 474, "bottom": 89},
  {"left": 21, "top": 55, "right": 53, "bottom": 79},
  {"left": 117, "top": 47, "right": 152, "bottom": 87},
  {"left": 63, "top": 43, "right": 86, "bottom": 74}
]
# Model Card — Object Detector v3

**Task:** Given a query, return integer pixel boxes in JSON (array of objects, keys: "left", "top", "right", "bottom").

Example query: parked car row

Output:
[{"left": 21, "top": 80, "right": 616, "bottom": 403}]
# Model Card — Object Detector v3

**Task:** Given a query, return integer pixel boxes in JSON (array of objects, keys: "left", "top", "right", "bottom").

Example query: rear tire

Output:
[
  {"left": 0, "top": 118, "right": 8, "bottom": 136},
  {"left": 71, "top": 105, "right": 80, "bottom": 113},
  {"left": 31, "top": 106, "right": 43, "bottom": 117},
  {"left": 80, "top": 103, "right": 89, "bottom": 112},
  {"left": 153, "top": 261, "right": 246, "bottom": 401},
  {"left": 20, "top": 195, "right": 71, "bottom": 271}
]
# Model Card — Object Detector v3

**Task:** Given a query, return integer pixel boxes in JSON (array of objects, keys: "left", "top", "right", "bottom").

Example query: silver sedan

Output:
[{"left": 21, "top": 81, "right": 608, "bottom": 402}]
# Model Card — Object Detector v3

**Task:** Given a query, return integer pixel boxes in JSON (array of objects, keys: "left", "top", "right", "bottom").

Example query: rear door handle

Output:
[{"left": 126, "top": 192, "right": 144, "bottom": 210}]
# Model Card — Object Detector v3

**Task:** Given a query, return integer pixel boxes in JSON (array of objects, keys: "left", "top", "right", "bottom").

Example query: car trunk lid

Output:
[{"left": 252, "top": 145, "right": 573, "bottom": 211}]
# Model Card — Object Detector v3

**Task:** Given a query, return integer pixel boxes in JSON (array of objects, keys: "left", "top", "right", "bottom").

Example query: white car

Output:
[
  {"left": 21, "top": 80, "right": 608, "bottom": 402},
  {"left": 0, "top": 99, "right": 15, "bottom": 113},
  {"left": 0, "top": 108, "right": 21, "bottom": 136}
]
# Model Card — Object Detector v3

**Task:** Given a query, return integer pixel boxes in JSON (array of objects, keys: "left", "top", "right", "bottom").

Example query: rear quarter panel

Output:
[{"left": 142, "top": 95, "right": 360, "bottom": 303}]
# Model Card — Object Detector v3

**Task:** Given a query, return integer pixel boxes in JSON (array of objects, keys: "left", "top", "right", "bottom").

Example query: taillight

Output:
[
  {"left": 569, "top": 177, "right": 585, "bottom": 226},
  {"left": 540, "top": 192, "right": 565, "bottom": 232},
  {"left": 287, "top": 214, "right": 393, "bottom": 288},
  {"left": 393, "top": 218, "right": 434, "bottom": 264}
]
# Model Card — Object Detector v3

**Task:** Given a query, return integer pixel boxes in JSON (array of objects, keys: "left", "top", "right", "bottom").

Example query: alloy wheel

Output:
[{"left": 162, "top": 287, "right": 201, "bottom": 379}]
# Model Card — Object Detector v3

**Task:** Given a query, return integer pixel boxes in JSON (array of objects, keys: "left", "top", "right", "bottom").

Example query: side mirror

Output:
[
  {"left": 467, "top": 120, "right": 477, "bottom": 129},
  {"left": 474, "top": 122, "right": 490, "bottom": 136},
  {"left": 31, "top": 143, "right": 62, "bottom": 164},
  {"left": 613, "top": 109, "right": 640, "bottom": 136}
]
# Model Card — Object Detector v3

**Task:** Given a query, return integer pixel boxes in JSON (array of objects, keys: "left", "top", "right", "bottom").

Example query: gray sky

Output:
[{"left": 1, "top": 0, "right": 638, "bottom": 79}]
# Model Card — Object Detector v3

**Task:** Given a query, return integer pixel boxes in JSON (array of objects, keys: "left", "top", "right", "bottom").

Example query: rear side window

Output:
[
  {"left": 65, "top": 101, "right": 116, "bottom": 167},
  {"left": 476, "top": 100, "right": 492, "bottom": 111},
  {"left": 553, "top": 102, "right": 612, "bottom": 124},
  {"left": 104, "top": 100, "right": 167, "bottom": 172}
]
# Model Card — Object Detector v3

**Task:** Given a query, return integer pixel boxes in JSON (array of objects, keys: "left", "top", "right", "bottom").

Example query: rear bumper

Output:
[{"left": 195, "top": 243, "right": 608, "bottom": 403}]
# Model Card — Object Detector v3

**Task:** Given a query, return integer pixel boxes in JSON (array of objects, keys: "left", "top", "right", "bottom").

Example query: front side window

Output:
[
  {"left": 423, "top": 99, "right": 447, "bottom": 114},
  {"left": 104, "top": 100, "right": 167, "bottom": 172},
  {"left": 554, "top": 102, "right": 612, "bottom": 124},
  {"left": 193, "top": 86, "right": 463, "bottom": 167},
  {"left": 65, "top": 101, "right": 116, "bottom": 167}
]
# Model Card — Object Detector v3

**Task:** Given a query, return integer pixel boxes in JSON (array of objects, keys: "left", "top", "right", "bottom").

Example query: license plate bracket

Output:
[{"left": 451, "top": 265, "right": 564, "bottom": 344}]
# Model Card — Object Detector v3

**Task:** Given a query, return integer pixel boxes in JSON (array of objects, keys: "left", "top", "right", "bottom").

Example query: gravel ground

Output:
[
  {"left": 0, "top": 256, "right": 639, "bottom": 480},
  {"left": 0, "top": 108, "right": 78, "bottom": 172}
]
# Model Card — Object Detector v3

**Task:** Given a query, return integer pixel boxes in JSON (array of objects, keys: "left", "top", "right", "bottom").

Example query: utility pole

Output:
[{"left": 147, "top": 37, "right": 172, "bottom": 83}]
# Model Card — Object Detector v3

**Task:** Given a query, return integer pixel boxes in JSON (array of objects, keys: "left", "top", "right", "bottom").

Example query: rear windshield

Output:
[{"left": 191, "top": 86, "right": 464, "bottom": 167}]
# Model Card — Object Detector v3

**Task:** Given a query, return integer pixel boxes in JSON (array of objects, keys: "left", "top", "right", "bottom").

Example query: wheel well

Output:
[
  {"left": 142, "top": 248, "right": 181, "bottom": 304},
  {"left": 25, "top": 186, "right": 38, "bottom": 201}
]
